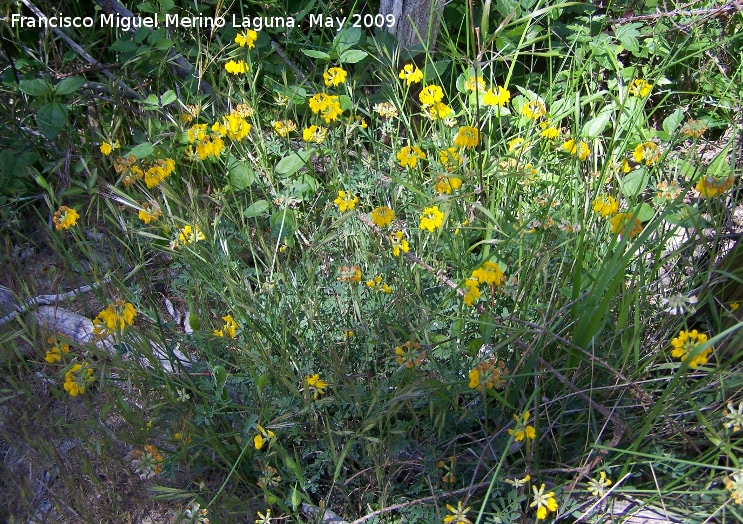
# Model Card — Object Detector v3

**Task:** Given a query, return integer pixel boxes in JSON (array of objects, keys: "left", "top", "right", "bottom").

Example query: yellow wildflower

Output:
[
  {"left": 628, "top": 78, "right": 652, "bottom": 97},
  {"left": 472, "top": 261, "right": 504, "bottom": 286},
  {"left": 63, "top": 361, "right": 95, "bottom": 397},
  {"left": 671, "top": 329, "right": 713, "bottom": 368},
  {"left": 696, "top": 174, "right": 734, "bottom": 198},
  {"left": 214, "top": 315, "right": 238, "bottom": 338},
  {"left": 235, "top": 29, "right": 258, "bottom": 48},
  {"left": 399, "top": 63, "right": 424, "bottom": 85},
  {"left": 324, "top": 67, "right": 347, "bottom": 87},
  {"left": 100, "top": 140, "right": 119, "bottom": 156},
  {"left": 371, "top": 206, "right": 395, "bottom": 227},
  {"left": 531, "top": 483, "right": 559, "bottom": 520},
  {"left": 333, "top": 190, "right": 358, "bottom": 212},
  {"left": 92, "top": 300, "right": 137, "bottom": 338},
  {"left": 521, "top": 100, "right": 546, "bottom": 120},
  {"left": 338, "top": 265, "right": 362, "bottom": 283},
  {"left": 389, "top": 231, "right": 409, "bottom": 257},
  {"left": 483, "top": 86, "right": 510, "bottom": 107},
  {"left": 45, "top": 337, "right": 70, "bottom": 363},
  {"left": 138, "top": 200, "right": 162, "bottom": 224},
  {"left": 434, "top": 175, "right": 463, "bottom": 194},
  {"left": 397, "top": 145, "right": 426, "bottom": 169},
  {"left": 254, "top": 424, "right": 276, "bottom": 450},
  {"left": 419, "top": 84, "right": 444, "bottom": 105},
  {"left": 587, "top": 471, "right": 613, "bottom": 497},
  {"left": 373, "top": 101, "right": 398, "bottom": 119},
  {"left": 453, "top": 126, "right": 479, "bottom": 149},
  {"left": 178, "top": 224, "right": 205, "bottom": 245},
  {"left": 592, "top": 195, "right": 619, "bottom": 217},
  {"left": 609, "top": 212, "right": 642, "bottom": 238},
  {"left": 303, "top": 124, "right": 327, "bottom": 144},
  {"left": 633, "top": 141, "right": 661, "bottom": 166},
  {"left": 224, "top": 59, "right": 249, "bottom": 75},
  {"left": 443, "top": 501, "right": 472, "bottom": 524},
  {"left": 419, "top": 205, "right": 445, "bottom": 232},
  {"left": 439, "top": 147, "right": 462, "bottom": 172},
  {"left": 305, "top": 373, "right": 328, "bottom": 399},
  {"left": 53, "top": 206, "right": 80, "bottom": 230}
]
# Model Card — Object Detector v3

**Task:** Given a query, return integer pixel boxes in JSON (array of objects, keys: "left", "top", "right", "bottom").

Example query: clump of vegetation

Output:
[{"left": 1, "top": 0, "right": 743, "bottom": 522}]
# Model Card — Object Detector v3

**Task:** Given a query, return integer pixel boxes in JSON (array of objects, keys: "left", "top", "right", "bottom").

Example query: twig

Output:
[
  {"left": 606, "top": 2, "right": 737, "bottom": 24},
  {"left": 0, "top": 279, "right": 111, "bottom": 327},
  {"left": 19, "top": 0, "right": 141, "bottom": 100}
]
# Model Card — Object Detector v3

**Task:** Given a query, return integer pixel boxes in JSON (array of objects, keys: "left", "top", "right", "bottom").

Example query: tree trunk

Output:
[{"left": 379, "top": 0, "right": 443, "bottom": 51}]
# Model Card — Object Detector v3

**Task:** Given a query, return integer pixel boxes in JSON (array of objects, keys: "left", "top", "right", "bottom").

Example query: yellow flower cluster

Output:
[
  {"left": 670, "top": 329, "right": 713, "bottom": 368},
  {"left": 138, "top": 200, "right": 162, "bottom": 224},
  {"left": 213, "top": 111, "right": 252, "bottom": 141},
  {"left": 144, "top": 158, "right": 176, "bottom": 188},
  {"left": 443, "top": 501, "right": 471, "bottom": 524},
  {"left": 373, "top": 101, "right": 398, "bottom": 119},
  {"left": 305, "top": 373, "right": 328, "bottom": 399},
  {"left": 563, "top": 138, "right": 590, "bottom": 161},
  {"left": 681, "top": 119, "right": 706, "bottom": 138},
  {"left": 465, "top": 74, "right": 486, "bottom": 92},
  {"left": 433, "top": 175, "right": 463, "bottom": 194},
  {"left": 63, "top": 361, "right": 95, "bottom": 397},
  {"left": 508, "top": 410, "right": 536, "bottom": 442},
  {"left": 629, "top": 78, "right": 652, "bottom": 97},
  {"left": 462, "top": 261, "right": 505, "bottom": 306},
  {"left": 592, "top": 195, "right": 619, "bottom": 217},
  {"left": 181, "top": 104, "right": 199, "bottom": 123},
  {"left": 419, "top": 205, "right": 445, "bottom": 232},
  {"left": 483, "top": 85, "right": 510, "bottom": 107},
  {"left": 177, "top": 224, "right": 205, "bottom": 245},
  {"left": 398, "top": 63, "right": 423, "bottom": 85},
  {"left": 303, "top": 124, "right": 327, "bottom": 144},
  {"left": 224, "top": 59, "right": 249, "bottom": 75},
  {"left": 633, "top": 141, "right": 661, "bottom": 166},
  {"left": 609, "top": 212, "right": 643, "bottom": 238},
  {"left": 309, "top": 92, "right": 343, "bottom": 123},
  {"left": 93, "top": 300, "right": 137, "bottom": 338},
  {"left": 389, "top": 231, "right": 409, "bottom": 257},
  {"left": 531, "top": 483, "right": 559, "bottom": 520},
  {"left": 454, "top": 126, "right": 479, "bottom": 149},
  {"left": 468, "top": 358, "right": 507, "bottom": 391},
  {"left": 114, "top": 155, "right": 176, "bottom": 188},
  {"left": 696, "top": 174, "right": 733, "bottom": 198},
  {"left": 539, "top": 121, "right": 559, "bottom": 139},
  {"left": 587, "top": 471, "right": 613, "bottom": 497},
  {"left": 45, "top": 337, "right": 70, "bottom": 363},
  {"left": 463, "top": 277, "right": 481, "bottom": 306},
  {"left": 235, "top": 29, "right": 258, "bottom": 48},
  {"left": 521, "top": 100, "right": 547, "bottom": 120},
  {"left": 439, "top": 147, "right": 462, "bottom": 172},
  {"left": 397, "top": 145, "right": 426, "bottom": 169},
  {"left": 100, "top": 140, "right": 119, "bottom": 156},
  {"left": 254, "top": 424, "right": 276, "bottom": 450},
  {"left": 366, "top": 275, "right": 392, "bottom": 294},
  {"left": 724, "top": 471, "right": 743, "bottom": 505},
  {"left": 395, "top": 341, "right": 426, "bottom": 368},
  {"left": 324, "top": 67, "right": 347, "bottom": 87},
  {"left": 333, "top": 190, "right": 358, "bottom": 212},
  {"left": 132, "top": 444, "right": 163, "bottom": 479},
  {"left": 213, "top": 315, "right": 238, "bottom": 338},
  {"left": 371, "top": 206, "right": 395, "bottom": 227},
  {"left": 53, "top": 206, "right": 80, "bottom": 230},
  {"left": 273, "top": 119, "right": 297, "bottom": 137},
  {"left": 338, "top": 265, "right": 362, "bottom": 283}
]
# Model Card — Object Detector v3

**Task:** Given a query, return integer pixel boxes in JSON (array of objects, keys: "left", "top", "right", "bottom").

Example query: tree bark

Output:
[{"left": 379, "top": 0, "right": 443, "bottom": 51}]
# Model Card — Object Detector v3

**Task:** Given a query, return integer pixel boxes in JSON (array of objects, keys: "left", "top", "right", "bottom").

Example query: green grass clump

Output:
[{"left": 1, "top": 0, "right": 743, "bottom": 522}]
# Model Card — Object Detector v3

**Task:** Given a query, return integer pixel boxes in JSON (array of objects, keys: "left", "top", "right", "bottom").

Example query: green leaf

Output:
[
  {"left": 228, "top": 157, "right": 255, "bottom": 189},
  {"left": 19, "top": 78, "right": 53, "bottom": 97},
  {"left": 426, "top": 60, "right": 451, "bottom": 82},
  {"left": 213, "top": 365, "right": 227, "bottom": 388},
  {"left": 129, "top": 142, "right": 154, "bottom": 159},
  {"left": 55, "top": 77, "right": 86, "bottom": 95},
  {"left": 496, "top": 0, "right": 521, "bottom": 18},
  {"left": 154, "top": 38, "right": 173, "bottom": 51},
  {"left": 339, "top": 49, "right": 368, "bottom": 64},
  {"left": 143, "top": 94, "right": 160, "bottom": 106},
  {"left": 635, "top": 202, "right": 654, "bottom": 222},
  {"left": 36, "top": 103, "right": 68, "bottom": 139},
  {"left": 582, "top": 110, "right": 612, "bottom": 138},
  {"left": 707, "top": 141, "right": 733, "bottom": 178},
  {"left": 275, "top": 149, "right": 312, "bottom": 177},
  {"left": 110, "top": 38, "right": 137, "bottom": 53},
  {"left": 615, "top": 22, "right": 643, "bottom": 55},
  {"left": 662, "top": 108, "right": 684, "bottom": 135},
  {"left": 334, "top": 26, "right": 362, "bottom": 52},
  {"left": 301, "top": 49, "right": 331, "bottom": 60},
  {"left": 618, "top": 167, "right": 649, "bottom": 198},
  {"left": 160, "top": 89, "right": 177, "bottom": 106},
  {"left": 666, "top": 204, "right": 712, "bottom": 229},
  {"left": 244, "top": 200, "right": 270, "bottom": 219},
  {"left": 270, "top": 210, "right": 295, "bottom": 242}
]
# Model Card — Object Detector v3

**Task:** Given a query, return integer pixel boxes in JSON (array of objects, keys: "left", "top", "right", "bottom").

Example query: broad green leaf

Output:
[
  {"left": 618, "top": 167, "right": 649, "bottom": 198},
  {"left": 339, "top": 49, "right": 368, "bottom": 63},
  {"left": 707, "top": 141, "right": 733, "bottom": 178},
  {"left": 129, "top": 142, "right": 154, "bottom": 159},
  {"left": 666, "top": 204, "right": 712, "bottom": 229},
  {"left": 36, "top": 103, "right": 68, "bottom": 139},
  {"left": 334, "top": 26, "right": 362, "bottom": 52},
  {"left": 662, "top": 108, "right": 684, "bottom": 135},
  {"left": 496, "top": 0, "right": 520, "bottom": 18},
  {"left": 19, "top": 78, "right": 53, "bottom": 97},
  {"left": 228, "top": 157, "right": 255, "bottom": 190},
  {"left": 301, "top": 49, "right": 331, "bottom": 60},
  {"left": 615, "top": 23, "right": 643, "bottom": 55},
  {"left": 160, "top": 90, "right": 177, "bottom": 106},
  {"left": 243, "top": 200, "right": 270, "bottom": 219},
  {"left": 275, "top": 149, "right": 312, "bottom": 177},
  {"left": 635, "top": 202, "right": 654, "bottom": 222},
  {"left": 582, "top": 110, "right": 612, "bottom": 138},
  {"left": 55, "top": 77, "right": 86, "bottom": 95},
  {"left": 109, "top": 38, "right": 137, "bottom": 53},
  {"left": 270, "top": 210, "right": 295, "bottom": 242}
]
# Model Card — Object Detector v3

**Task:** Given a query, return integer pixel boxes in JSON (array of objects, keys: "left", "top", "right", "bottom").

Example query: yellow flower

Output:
[
  {"left": 371, "top": 206, "right": 395, "bottom": 227},
  {"left": 389, "top": 231, "right": 409, "bottom": 257},
  {"left": 53, "top": 206, "right": 80, "bottom": 230},
  {"left": 100, "top": 140, "right": 119, "bottom": 156},
  {"left": 273, "top": 119, "right": 297, "bottom": 137},
  {"left": 305, "top": 373, "right": 328, "bottom": 399},
  {"left": 563, "top": 139, "right": 590, "bottom": 161},
  {"left": 444, "top": 501, "right": 472, "bottom": 524},
  {"left": 45, "top": 337, "right": 70, "bottom": 363},
  {"left": 465, "top": 75, "right": 486, "bottom": 92},
  {"left": 214, "top": 315, "right": 238, "bottom": 338},
  {"left": 373, "top": 101, "right": 398, "bottom": 119},
  {"left": 472, "top": 261, "right": 504, "bottom": 286},
  {"left": 671, "top": 329, "right": 713, "bottom": 368},
  {"left": 254, "top": 424, "right": 276, "bottom": 450},
  {"left": 399, "top": 63, "right": 423, "bottom": 85},
  {"left": 324, "top": 67, "right": 347, "bottom": 87},
  {"left": 696, "top": 174, "right": 733, "bottom": 198},
  {"left": 724, "top": 470, "right": 743, "bottom": 505},
  {"left": 303, "top": 124, "right": 327, "bottom": 144},
  {"left": 422, "top": 101, "right": 452, "bottom": 121},
  {"left": 434, "top": 176, "right": 463, "bottom": 194},
  {"left": 181, "top": 104, "right": 199, "bottom": 123},
  {"left": 483, "top": 86, "right": 510, "bottom": 107},
  {"left": 521, "top": 100, "right": 546, "bottom": 120},
  {"left": 633, "top": 141, "right": 660, "bottom": 166},
  {"left": 419, "top": 84, "right": 444, "bottom": 105},
  {"left": 629, "top": 78, "right": 652, "bottom": 97},
  {"left": 439, "top": 147, "right": 462, "bottom": 172},
  {"left": 178, "top": 224, "right": 205, "bottom": 245},
  {"left": 338, "top": 265, "right": 362, "bottom": 283},
  {"left": 681, "top": 119, "right": 706, "bottom": 138},
  {"left": 92, "top": 300, "right": 137, "bottom": 338},
  {"left": 225, "top": 59, "right": 249, "bottom": 75},
  {"left": 587, "top": 471, "right": 613, "bottom": 497},
  {"left": 235, "top": 29, "right": 258, "bottom": 48},
  {"left": 463, "top": 277, "right": 481, "bottom": 306},
  {"left": 309, "top": 93, "right": 343, "bottom": 123},
  {"left": 530, "top": 483, "right": 559, "bottom": 520},
  {"left": 609, "top": 212, "right": 642, "bottom": 238},
  {"left": 453, "top": 126, "right": 479, "bottom": 149},
  {"left": 138, "top": 201, "right": 162, "bottom": 224},
  {"left": 419, "top": 205, "right": 445, "bottom": 232},
  {"left": 396, "top": 145, "right": 426, "bottom": 169},
  {"left": 592, "top": 195, "right": 619, "bottom": 217},
  {"left": 333, "top": 190, "right": 358, "bottom": 212},
  {"left": 539, "top": 121, "right": 559, "bottom": 139},
  {"left": 63, "top": 361, "right": 95, "bottom": 397}
]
